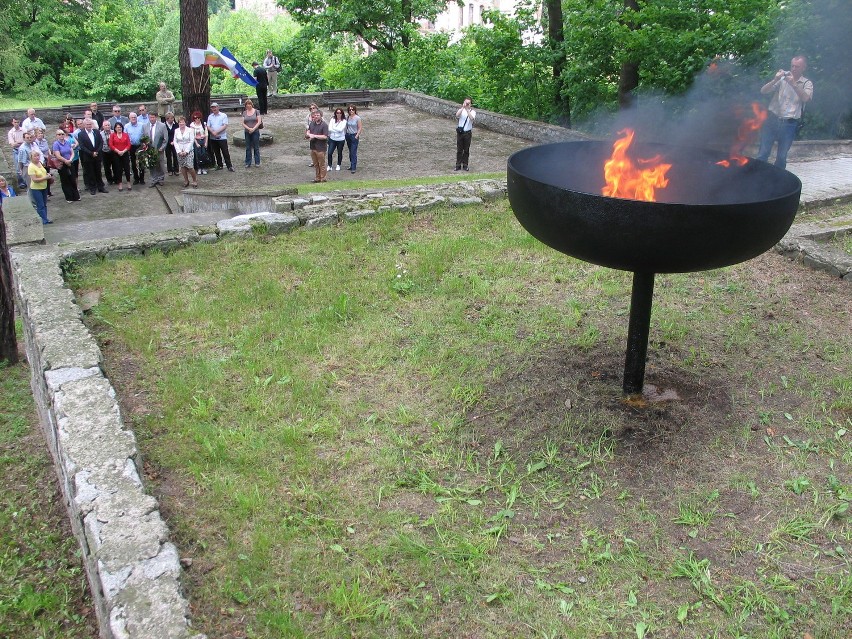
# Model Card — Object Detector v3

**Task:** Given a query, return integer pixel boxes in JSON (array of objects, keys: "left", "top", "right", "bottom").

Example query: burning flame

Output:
[
  {"left": 717, "top": 102, "right": 767, "bottom": 167},
  {"left": 602, "top": 129, "right": 671, "bottom": 202}
]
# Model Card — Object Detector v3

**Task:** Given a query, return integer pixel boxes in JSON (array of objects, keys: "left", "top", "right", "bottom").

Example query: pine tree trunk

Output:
[
  {"left": 618, "top": 0, "right": 640, "bottom": 110},
  {"left": 180, "top": 0, "right": 211, "bottom": 118},
  {"left": 545, "top": 0, "right": 570, "bottom": 127},
  {"left": 0, "top": 205, "right": 18, "bottom": 364}
]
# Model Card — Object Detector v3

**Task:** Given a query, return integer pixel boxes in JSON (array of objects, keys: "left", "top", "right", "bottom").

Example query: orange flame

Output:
[
  {"left": 717, "top": 102, "right": 767, "bottom": 167},
  {"left": 602, "top": 129, "right": 671, "bottom": 202}
]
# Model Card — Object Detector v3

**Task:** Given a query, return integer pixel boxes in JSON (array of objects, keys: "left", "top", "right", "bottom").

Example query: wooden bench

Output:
[
  {"left": 322, "top": 90, "right": 372, "bottom": 108},
  {"left": 61, "top": 103, "right": 110, "bottom": 121},
  {"left": 210, "top": 94, "right": 249, "bottom": 112}
]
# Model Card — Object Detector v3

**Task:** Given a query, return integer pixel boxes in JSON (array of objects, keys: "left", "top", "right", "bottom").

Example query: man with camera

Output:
[
  {"left": 455, "top": 98, "right": 476, "bottom": 172},
  {"left": 756, "top": 55, "right": 813, "bottom": 170}
]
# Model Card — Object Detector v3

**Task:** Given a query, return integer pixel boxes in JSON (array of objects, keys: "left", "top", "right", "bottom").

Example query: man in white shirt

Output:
[
  {"left": 21, "top": 108, "right": 46, "bottom": 135},
  {"left": 206, "top": 103, "right": 234, "bottom": 171},
  {"left": 7, "top": 118, "right": 26, "bottom": 189},
  {"left": 757, "top": 55, "right": 814, "bottom": 170},
  {"left": 263, "top": 50, "right": 280, "bottom": 96}
]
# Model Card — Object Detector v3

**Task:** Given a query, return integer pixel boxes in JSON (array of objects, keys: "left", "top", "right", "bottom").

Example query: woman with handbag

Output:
[
  {"left": 52, "top": 129, "right": 80, "bottom": 202},
  {"left": 242, "top": 99, "right": 263, "bottom": 168},
  {"left": 190, "top": 111, "right": 209, "bottom": 175},
  {"left": 27, "top": 150, "right": 51, "bottom": 224},
  {"left": 173, "top": 116, "right": 198, "bottom": 188},
  {"left": 109, "top": 123, "right": 132, "bottom": 191}
]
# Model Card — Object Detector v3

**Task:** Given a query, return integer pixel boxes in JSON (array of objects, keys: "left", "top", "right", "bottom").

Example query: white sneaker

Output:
[
  {"left": 327, "top": 165, "right": 332, "bottom": 171},
  {"left": 335, "top": 165, "right": 341, "bottom": 171}
]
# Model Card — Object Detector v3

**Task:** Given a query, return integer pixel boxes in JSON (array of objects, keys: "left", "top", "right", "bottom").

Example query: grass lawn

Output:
[
  {"left": 71, "top": 198, "right": 851, "bottom": 638},
  {"left": 0, "top": 335, "right": 97, "bottom": 638}
]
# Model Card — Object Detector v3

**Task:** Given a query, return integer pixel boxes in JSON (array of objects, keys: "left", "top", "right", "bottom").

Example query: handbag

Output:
[
  {"left": 47, "top": 155, "right": 63, "bottom": 170},
  {"left": 46, "top": 173, "right": 55, "bottom": 186},
  {"left": 456, "top": 115, "right": 469, "bottom": 135}
]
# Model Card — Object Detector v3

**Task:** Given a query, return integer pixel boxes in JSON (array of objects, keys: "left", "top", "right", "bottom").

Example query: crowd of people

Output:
[{"left": 5, "top": 87, "right": 487, "bottom": 222}]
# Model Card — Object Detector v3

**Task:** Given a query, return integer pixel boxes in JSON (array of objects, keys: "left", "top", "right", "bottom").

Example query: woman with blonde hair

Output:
[
  {"left": 27, "top": 150, "right": 51, "bottom": 224},
  {"left": 173, "top": 116, "right": 198, "bottom": 188},
  {"left": 242, "top": 99, "right": 263, "bottom": 167}
]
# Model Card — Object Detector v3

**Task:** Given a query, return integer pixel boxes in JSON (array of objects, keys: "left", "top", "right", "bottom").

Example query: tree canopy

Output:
[
  {"left": 0, "top": 0, "right": 848, "bottom": 138},
  {"left": 277, "top": 0, "right": 445, "bottom": 51}
]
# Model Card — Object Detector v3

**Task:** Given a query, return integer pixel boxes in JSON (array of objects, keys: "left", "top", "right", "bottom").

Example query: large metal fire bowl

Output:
[{"left": 507, "top": 141, "right": 802, "bottom": 394}]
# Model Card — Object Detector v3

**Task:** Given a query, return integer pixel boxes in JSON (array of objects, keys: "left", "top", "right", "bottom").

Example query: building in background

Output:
[
  {"left": 420, "top": 1, "right": 528, "bottom": 42},
  {"left": 234, "top": 0, "right": 530, "bottom": 41}
]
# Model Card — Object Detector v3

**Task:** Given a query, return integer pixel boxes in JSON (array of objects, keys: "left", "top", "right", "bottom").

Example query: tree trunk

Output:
[
  {"left": 0, "top": 205, "right": 18, "bottom": 364},
  {"left": 618, "top": 0, "right": 640, "bottom": 110},
  {"left": 545, "top": 0, "right": 570, "bottom": 127},
  {"left": 179, "top": 0, "right": 210, "bottom": 118},
  {"left": 401, "top": 0, "right": 411, "bottom": 48}
]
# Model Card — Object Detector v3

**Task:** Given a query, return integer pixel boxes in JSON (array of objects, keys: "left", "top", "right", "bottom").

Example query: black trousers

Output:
[
  {"left": 130, "top": 144, "right": 145, "bottom": 182},
  {"left": 209, "top": 138, "right": 232, "bottom": 169},
  {"left": 80, "top": 153, "right": 105, "bottom": 191},
  {"left": 57, "top": 164, "right": 80, "bottom": 201},
  {"left": 102, "top": 151, "right": 114, "bottom": 183},
  {"left": 255, "top": 86, "right": 268, "bottom": 114},
  {"left": 456, "top": 130, "right": 472, "bottom": 168},
  {"left": 165, "top": 144, "right": 178, "bottom": 173},
  {"left": 112, "top": 152, "right": 131, "bottom": 183}
]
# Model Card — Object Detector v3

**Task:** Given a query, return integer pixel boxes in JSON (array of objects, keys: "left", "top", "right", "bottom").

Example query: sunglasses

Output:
[{"left": 57, "top": 132, "right": 65, "bottom": 135}]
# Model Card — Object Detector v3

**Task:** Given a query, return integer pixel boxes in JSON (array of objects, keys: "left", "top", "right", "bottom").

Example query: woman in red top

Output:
[{"left": 108, "top": 122, "right": 132, "bottom": 191}]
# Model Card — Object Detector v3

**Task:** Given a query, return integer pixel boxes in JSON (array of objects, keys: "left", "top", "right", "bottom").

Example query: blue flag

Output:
[{"left": 221, "top": 47, "right": 258, "bottom": 88}]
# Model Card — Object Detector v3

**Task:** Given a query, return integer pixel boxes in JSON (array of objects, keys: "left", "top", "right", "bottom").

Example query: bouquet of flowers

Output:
[{"left": 136, "top": 135, "right": 159, "bottom": 169}]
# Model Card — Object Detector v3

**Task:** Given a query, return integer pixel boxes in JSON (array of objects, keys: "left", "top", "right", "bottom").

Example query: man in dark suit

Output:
[
  {"left": 77, "top": 118, "right": 109, "bottom": 195},
  {"left": 147, "top": 112, "right": 168, "bottom": 187}
]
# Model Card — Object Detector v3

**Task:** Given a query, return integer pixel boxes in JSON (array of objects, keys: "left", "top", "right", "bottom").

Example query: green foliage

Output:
[
  {"left": 278, "top": 0, "right": 446, "bottom": 51},
  {"left": 561, "top": 0, "right": 780, "bottom": 123},
  {"left": 379, "top": 33, "right": 477, "bottom": 99},
  {"left": 61, "top": 0, "right": 164, "bottom": 101},
  {"left": 207, "top": 10, "right": 301, "bottom": 93},
  {"left": 465, "top": 5, "right": 555, "bottom": 120},
  {"left": 0, "top": 0, "right": 87, "bottom": 96},
  {"left": 277, "top": 34, "right": 328, "bottom": 93},
  {"left": 770, "top": 0, "right": 852, "bottom": 137},
  {"left": 144, "top": 12, "right": 182, "bottom": 99}
]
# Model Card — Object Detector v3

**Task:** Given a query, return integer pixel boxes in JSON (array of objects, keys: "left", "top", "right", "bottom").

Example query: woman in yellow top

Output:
[{"left": 28, "top": 150, "right": 51, "bottom": 224}]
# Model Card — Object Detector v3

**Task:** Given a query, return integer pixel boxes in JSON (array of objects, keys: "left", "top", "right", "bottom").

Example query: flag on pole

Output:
[{"left": 221, "top": 47, "right": 258, "bottom": 88}]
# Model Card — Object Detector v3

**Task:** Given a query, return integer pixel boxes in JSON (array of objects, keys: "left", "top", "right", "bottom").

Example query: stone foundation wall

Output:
[{"left": 11, "top": 244, "right": 206, "bottom": 639}]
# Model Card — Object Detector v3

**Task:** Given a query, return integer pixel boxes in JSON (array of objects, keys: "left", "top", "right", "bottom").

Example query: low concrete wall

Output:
[
  {"left": 396, "top": 89, "right": 593, "bottom": 143},
  {"left": 181, "top": 185, "right": 298, "bottom": 215},
  {"left": 11, "top": 241, "right": 207, "bottom": 639}
]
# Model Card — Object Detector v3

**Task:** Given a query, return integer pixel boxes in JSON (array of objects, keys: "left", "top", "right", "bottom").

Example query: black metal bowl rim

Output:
[{"left": 507, "top": 141, "right": 803, "bottom": 207}]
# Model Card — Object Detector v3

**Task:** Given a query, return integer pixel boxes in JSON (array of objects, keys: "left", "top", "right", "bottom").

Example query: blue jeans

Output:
[
  {"left": 327, "top": 139, "right": 345, "bottom": 168},
  {"left": 31, "top": 188, "right": 49, "bottom": 223},
  {"left": 244, "top": 130, "right": 260, "bottom": 166},
  {"left": 757, "top": 116, "right": 798, "bottom": 170},
  {"left": 345, "top": 133, "right": 359, "bottom": 170}
]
